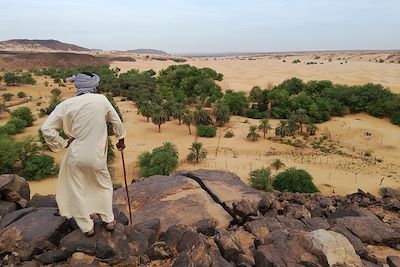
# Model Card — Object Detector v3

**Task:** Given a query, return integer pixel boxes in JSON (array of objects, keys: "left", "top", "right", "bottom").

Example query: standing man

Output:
[{"left": 41, "top": 72, "right": 126, "bottom": 236}]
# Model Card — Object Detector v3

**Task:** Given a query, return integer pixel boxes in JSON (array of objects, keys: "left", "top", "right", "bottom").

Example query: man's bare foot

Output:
[
  {"left": 84, "top": 228, "right": 95, "bottom": 237},
  {"left": 104, "top": 221, "right": 116, "bottom": 232}
]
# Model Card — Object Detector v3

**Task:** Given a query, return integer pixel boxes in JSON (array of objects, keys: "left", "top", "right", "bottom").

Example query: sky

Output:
[{"left": 1, "top": 0, "right": 399, "bottom": 54}]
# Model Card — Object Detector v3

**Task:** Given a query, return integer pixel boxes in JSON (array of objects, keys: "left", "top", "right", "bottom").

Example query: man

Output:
[{"left": 41, "top": 72, "right": 126, "bottom": 236}]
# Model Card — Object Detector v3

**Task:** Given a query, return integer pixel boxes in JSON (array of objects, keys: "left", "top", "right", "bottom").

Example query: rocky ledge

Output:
[{"left": 0, "top": 170, "right": 399, "bottom": 266}]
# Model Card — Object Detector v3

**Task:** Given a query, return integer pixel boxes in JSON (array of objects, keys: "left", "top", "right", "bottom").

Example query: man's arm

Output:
[
  {"left": 41, "top": 104, "right": 69, "bottom": 152},
  {"left": 105, "top": 98, "right": 127, "bottom": 150}
]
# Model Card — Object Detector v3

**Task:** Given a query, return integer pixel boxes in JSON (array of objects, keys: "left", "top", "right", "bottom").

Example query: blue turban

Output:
[{"left": 67, "top": 73, "right": 100, "bottom": 95}]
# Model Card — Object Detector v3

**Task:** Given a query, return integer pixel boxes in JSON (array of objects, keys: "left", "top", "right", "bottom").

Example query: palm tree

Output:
[
  {"left": 186, "top": 142, "right": 208, "bottom": 163},
  {"left": 213, "top": 102, "right": 230, "bottom": 127},
  {"left": 157, "top": 142, "right": 179, "bottom": 158},
  {"left": 275, "top": 120, "right": 288, "bottom": 139},
  {"left": 193, "top": 108, "right": 212, "bottom": 125},
  {"left": 258, "top": 118, "right": 271, "bottom": 139},
  {"left": 173, "top": 103, "right": 186, "bottom": 125},
  {"left": 151, "top": 105, "right": 168, "bottom": 132},
  {"left": 182, "top": 111, "right": 194, "bottom": 135},
  {"left": 247, "top": 125, "right": 260, "bottom": 141},
  {"left": 271, "top": 159, "right": 284, "bottom": 174},
  {"left": 306, "top": 121, "right": 318, "bottom": 135},
  {"left": 162, "top": 101, "right": 177, "bottom": 121},
  {"left": 295, "top": 108, "right": 309, "bottom": 133},
  {"left": 139, "top": 101, "right": 153, "bottom": 122},
  {"left": 287, "top": 114, "right": 299, "bottom": 135}
]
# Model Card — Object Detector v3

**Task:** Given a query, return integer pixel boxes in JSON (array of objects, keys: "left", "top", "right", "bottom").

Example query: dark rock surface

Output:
[{"left": 1, "top": 170, "right": 400, "bottom": 266}]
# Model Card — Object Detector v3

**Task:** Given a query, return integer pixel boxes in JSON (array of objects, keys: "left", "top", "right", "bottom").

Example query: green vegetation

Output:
[
  {"left": 137, "top": 142, "right": 179, "bottom": 177},
  {"left": 193, "top": 108, "right": 212, "bottom": 125},
  {"left": 11, "top": 107, "right": 35, "bottom": 127},
  {"left": 0, "top": 135, "right": 57, "bottom": 180},
  {"left": 273, "top": 168, "right": 318, "bottom": 193},
  {"left": 151, "top": 105, "right": 168, "bottom": 132},
  {"left": 182, "top": 111, "right": 194, "bottom": 135},
  {"left": 258, "top": 118, "right": 271, "bottom": 139},
  {"left": 186, "top": 142, "right": 208, "bottom": 163},
  {"left": 0, "top": 136, "right": 19, "bottom": 173},
  {"left": 222, "top": 91, "right": 248, "bottom": 116},
  {"left": 17, "top": 91, "right": 26, "bottom": 98},
  {"left": 247, "top": 125, "right": 260, "bottom": 141},
  {"left": 196, "top": 125, "right": 217, "bottom": 137},
  {"left": 20, "top": 154, "right": 57, "bottom": 181},
  {"left": 213, "top": 102, "right": 230, "bottom": 127},
  {"left": 7, "top": 118, "right": 27, "bottom": 133},
  {"left": 249, "top": 167, "right": 273, "bottom": 192},
  {"left": 3, "top": 72, "right": 36, "bottom": 86},
  {"left": 2, "top": 93, "right": 14, "bottom": 101},
  {"left": 224, "top": 130, "right": 234, "bottom": 138}
]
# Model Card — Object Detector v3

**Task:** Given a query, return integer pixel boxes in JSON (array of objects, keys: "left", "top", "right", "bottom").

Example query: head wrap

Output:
[{"left": 67, "top": 73, "right": 100, "bottom": 95}]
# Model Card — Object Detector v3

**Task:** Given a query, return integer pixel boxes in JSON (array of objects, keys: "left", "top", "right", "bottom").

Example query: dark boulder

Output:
[{"left": 29, "top": 194, "right": 57, "bottom": 208}]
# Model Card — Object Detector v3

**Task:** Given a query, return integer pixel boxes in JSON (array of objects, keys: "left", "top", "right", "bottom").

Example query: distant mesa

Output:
[
  {"left": 0, "top": 39, "right": 90, "bottom": 52},
  {"left": 127, "top": 49, "right": 168, "bottom": 55}
]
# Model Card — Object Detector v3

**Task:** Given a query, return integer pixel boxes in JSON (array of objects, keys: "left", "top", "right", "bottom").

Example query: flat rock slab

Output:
[
  {"left": 114, "top": 175, "right": 232, "bottom": 232},
  {"left": 176, "top": 169, "right": 263, "bottom": 209}
]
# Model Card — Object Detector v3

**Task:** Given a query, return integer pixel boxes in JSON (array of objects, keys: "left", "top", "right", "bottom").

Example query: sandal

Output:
[
  {"left": 104, "top": 221, "right": 116, "bottom": 232},
  {"left": 84, "top": 228, "right": 95, "bottom": 237}
]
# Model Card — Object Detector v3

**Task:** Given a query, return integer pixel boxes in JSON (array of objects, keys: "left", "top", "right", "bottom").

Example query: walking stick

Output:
[{"left": 121, "top": 150, "right": 132, "bottom": 225}]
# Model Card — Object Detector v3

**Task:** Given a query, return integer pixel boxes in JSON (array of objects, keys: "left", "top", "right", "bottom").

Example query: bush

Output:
[
  {"left": 391, "top": 111, "right": 400, "bottom": 125},
  {"left": 137, "top": 142, "right": 179, "bottom": 177},
  {"left": 17, "top": 91, "right": 26, "bottom": 98},
  {"left": 0, "top": 124, "right": 17, "bottom": 135},
  {"left": 224, "top": 130, "right": 234, "bottom": 138},
  {"left": 11, "top": 107, "right": 35, "bottom": 127},
  {"left": 249, "top": 167, "right": 274, "bottom": 192},
  {"left": 45, "top": 94, "right": 62, "bottom": 115},
  {"left": 273, "top": 168, "right": 318, "bottom": 193},
  {"left": 0, "top": 136, "right": 19, "bottom": 174},
  {"left": 21, "top": 154, "right": 57, "bottom": 181},
  {"left": 197, "top": 125, "right": 217, "bottom": 137},
  {"left": 2, "top": 93, "right": 14, "bottom": 101},
  {"left": 6, "top": 118, "right": 27, "bottom": 133}
]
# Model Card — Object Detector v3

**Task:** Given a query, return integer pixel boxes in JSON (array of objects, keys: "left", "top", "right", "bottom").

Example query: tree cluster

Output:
[{"left": 249, "top": 167, "right": 318, "bottom": 193}]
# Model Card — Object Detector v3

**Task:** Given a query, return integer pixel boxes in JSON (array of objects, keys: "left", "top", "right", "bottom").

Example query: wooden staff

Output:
[{"left": 121, "top": 150, "right": 132, "bottom": 225}]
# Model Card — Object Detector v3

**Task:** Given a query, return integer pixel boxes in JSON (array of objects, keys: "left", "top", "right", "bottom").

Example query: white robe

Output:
[{"left": 41, "top": 93, "right": 126, "bottom": 232}]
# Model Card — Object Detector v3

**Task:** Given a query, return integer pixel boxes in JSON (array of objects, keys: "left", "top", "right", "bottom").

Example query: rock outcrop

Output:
[{"left": 0, "top": 170, "right": 399, "bottom": 266}]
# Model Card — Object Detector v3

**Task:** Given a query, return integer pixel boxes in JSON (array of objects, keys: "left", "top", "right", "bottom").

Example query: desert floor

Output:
[
  {"left": 1, "top": 54, "right": 399, "bottom": 196},
  {"left": 112, "top": 53, "right": 400, "bottom": 93}
]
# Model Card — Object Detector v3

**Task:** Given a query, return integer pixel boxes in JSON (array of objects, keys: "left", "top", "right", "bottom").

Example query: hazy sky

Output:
[{"left": 1, "top": 0, "right": 399, "bottom": 53}]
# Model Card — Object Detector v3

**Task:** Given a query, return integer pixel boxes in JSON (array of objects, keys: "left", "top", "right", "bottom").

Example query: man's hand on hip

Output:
[{"left": 116, "top": 138, "right": 125, "bottom": 151}]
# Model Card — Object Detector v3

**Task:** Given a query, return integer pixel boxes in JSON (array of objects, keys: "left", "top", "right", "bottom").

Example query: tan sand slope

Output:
[{"left": 112, "top": 52, "right": 400, "bottom": 93}]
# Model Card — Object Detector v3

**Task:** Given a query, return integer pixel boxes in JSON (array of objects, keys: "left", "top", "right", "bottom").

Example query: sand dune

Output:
[{"left": 112, "top": 53, "right": 400, "bottom": 93}]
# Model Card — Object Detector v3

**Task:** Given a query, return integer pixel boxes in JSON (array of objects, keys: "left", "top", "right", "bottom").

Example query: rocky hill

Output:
[
  {"left": 0, "top": 170, "right": 399, "bottom": 266},
  {"left": 127, "top": 49, "right": 168, "bottom": 55},
  {"left": 0, "top": 39, "right": 90, "bottom": 52}
]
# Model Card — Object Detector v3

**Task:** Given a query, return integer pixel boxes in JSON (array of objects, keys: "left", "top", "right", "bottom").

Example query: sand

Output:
[
  {"left": 112, "top": 53, "right": 400, "bottom": 93},
  {"left": 1, "top": 54, "right": 399, "bottom": 196}
]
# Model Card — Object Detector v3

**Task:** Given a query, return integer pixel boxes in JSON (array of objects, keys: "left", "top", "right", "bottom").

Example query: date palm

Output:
[
  {"left": 258, "top": 118, "right": 271, "bottom": 139},
  {"left": 213, "top": 102, "right": 230, "bottom": 127},
  {"left": 182, "top": 111, "right": 194, "bottom": 135},
  {"left": 151, "top": 105, "right": 168, "bottom": 133},
  {"left": 173, "top": 103, "right": 186, "bottom": 125},
  {"left": 247, "top": 125, "right": 260, "bottom": 141},
  {"left": 186, "top": 142, "right": 208, "bottom": 163}
]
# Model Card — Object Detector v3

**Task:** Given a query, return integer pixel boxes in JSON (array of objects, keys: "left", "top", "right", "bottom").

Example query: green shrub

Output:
[
  {"left": 2, "top": 93, "right": 14, "bottom": 101},
  {"left": 17, "top": 91, "right": 26, "bottom": 98},
  {"left": 391, "top": 111, "right": 400, "bottom": 125},
  {"left": 249, "top": 167, "right": 274, "bottom": 192},
  {"left": 45, "top": 94, "right": 62, "bottom": 115},
  {"left": 0, "top": 136, "right": 19, "bottom": 174},
  {"left": 197, "top": 125, "right": 217, "bottom": 137},
  {"left": 11, "top": 107, "right": 35, "bottom": 127},
  {"left": 224, "top": 130, "right": 234, "bottom": 138},
  {"left": 0, "top": 124, "right": 17, "bottom": 135},
  {"left": 21, "top": 154, "right": 57, "bottom": 181},
  {"left": 137, "top": 142, "right": 179, "bottom": 177},
  {"left": 273, "top": 168, "right": 318, "bottom": 193},
  {"left": 7, "top": 118, "right": 27, "bottom": 133}
]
